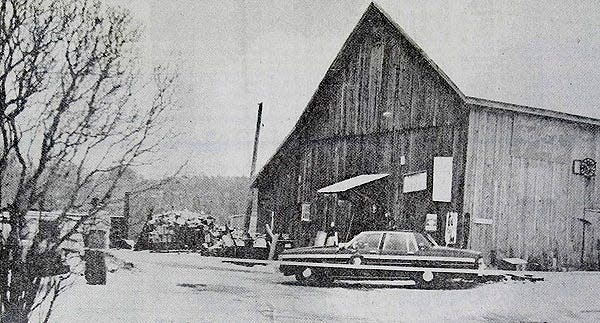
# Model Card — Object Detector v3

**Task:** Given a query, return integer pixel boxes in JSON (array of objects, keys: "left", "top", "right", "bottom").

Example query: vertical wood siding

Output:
[
  {"left": 256, "top": 15, "right": 469, "bottom": 244},
  {"left": 464, "top": 107, "right": 600, "bottom": 268}
]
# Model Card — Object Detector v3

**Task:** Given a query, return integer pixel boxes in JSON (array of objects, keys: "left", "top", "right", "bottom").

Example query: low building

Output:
[
  {"left": 1, "top": 210, "right": 109, "bottom": 252},
  {"left": 1, "top": 210, "right": 110, "bottom": 275}
]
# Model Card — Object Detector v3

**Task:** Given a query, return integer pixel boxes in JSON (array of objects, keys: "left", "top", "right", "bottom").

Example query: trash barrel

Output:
[
  {"left": 241, "top": 237, "right": 255, "bottom": 258},
  {"left": 84, "top": 249, "right": 106, "bottom": 285},
  {"left": 252, "top": 237, "right": 269, "bottom": 260},
  {"left": 84, "top": 230, "right": 107, "bottom": 285}
]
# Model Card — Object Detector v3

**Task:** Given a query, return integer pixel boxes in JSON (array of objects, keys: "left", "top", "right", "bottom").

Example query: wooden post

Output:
[
  {"left": 578, "top": 217, "right": 591, "bottom": 268},
  {"left": 265, "top": 223, "right": 279, "bottom": 260},
  {"left": 250, "top": 102, "right": 263, "bottom": 177},
  {"left": 84, "top": 230, "right": 107, "bottom": 285},
  {"left": 580, "top": 176, "right": 594, "bottom": 268},
  {"left": 244, "top": 103, "right": 263, "bottom": 233},
  {"left": 123, "top": 191, "right": 131, "bottom": 239},
  {"left": 581, "top": 221, "right": 586, "bottom": 267}
]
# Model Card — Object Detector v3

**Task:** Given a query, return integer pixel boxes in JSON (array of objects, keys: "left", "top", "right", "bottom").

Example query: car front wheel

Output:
[{"left": 295, "top": 267, "right": 334, "bottom": 286}]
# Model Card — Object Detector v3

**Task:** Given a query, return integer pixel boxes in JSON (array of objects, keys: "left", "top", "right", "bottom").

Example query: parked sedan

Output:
[{"left": 279, "top": 230, "right": 484, "bottom": 287}]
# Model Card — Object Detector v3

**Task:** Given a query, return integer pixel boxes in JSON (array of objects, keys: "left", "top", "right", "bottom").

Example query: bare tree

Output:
[{"left": 0, "top": 0, "right": 179, "bottom": 321}]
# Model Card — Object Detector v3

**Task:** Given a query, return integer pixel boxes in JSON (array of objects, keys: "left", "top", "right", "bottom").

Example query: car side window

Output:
[
  {"left": 414, "top": 232, "right": 434, "bottom": 249},
  {"left": 353, "top": 232, "right": 382, "bottom": 250},
  {"left": 383, "top": 233, "right": 408, "bottom": 253},
  {"left": 407, "top": 235, "right": 417, "bottom": 253}
]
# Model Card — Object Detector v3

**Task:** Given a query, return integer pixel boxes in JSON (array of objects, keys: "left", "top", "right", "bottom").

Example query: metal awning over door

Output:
[{"left": 317, "top": 174, "right": 389, "bottom": 194}]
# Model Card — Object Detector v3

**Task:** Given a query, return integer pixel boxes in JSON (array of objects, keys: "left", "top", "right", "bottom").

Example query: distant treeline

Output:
[{"left": 0, "top": 156, "right": 250, "bottom": 240}]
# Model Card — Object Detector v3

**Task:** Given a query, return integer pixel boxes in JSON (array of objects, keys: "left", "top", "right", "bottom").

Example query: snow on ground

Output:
[{"left": 39, "top": 250, "right": 600, "bottom": 322}]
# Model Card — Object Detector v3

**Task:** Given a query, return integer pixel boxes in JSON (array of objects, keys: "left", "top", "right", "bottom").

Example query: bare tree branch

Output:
[{"left": 0, "top": 0, "right": 180, "bottom": 321}]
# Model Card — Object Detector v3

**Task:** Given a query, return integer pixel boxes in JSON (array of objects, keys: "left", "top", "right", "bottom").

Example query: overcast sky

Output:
[{"left": 105, "top": 0, "right": 600, "bottom": 178}]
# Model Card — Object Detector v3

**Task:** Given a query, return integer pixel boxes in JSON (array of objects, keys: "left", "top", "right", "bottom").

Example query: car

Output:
[{"left": 278, "top": 230, "right": 484, "bottom": 287}]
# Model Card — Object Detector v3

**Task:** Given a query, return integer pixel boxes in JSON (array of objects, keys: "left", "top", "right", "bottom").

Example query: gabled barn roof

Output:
[{"left": 253, "top": 2, "right": 600, "bottom": 185}]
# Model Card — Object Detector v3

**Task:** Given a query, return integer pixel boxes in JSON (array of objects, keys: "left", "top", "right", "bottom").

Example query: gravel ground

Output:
[{"left": 36, "top": 250, "right": 600, "bottom": 323}]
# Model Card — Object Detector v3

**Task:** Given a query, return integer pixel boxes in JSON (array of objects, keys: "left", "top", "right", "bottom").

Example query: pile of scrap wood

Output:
[
  {"left": 133, "top": 211, "right": 295, "bottom": 260},
  {"left": 134, "top": 210, "right": 216, "bottom": 252},
  {"left": 133, "top": 210, "right": 260, "bottom": 257}
]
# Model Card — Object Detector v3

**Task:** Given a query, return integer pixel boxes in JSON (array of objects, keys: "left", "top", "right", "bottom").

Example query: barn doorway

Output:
[{"left": 317, "top": 174, "right": 391, "bottom": 242}]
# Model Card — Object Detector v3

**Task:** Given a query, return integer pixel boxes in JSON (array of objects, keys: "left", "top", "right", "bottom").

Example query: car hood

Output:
[
  {"left": 419, "top": 246, "right": 481, "bottom": 259},
  {"left": 280, "top": 245, "right": 340, "bottom": 255}
]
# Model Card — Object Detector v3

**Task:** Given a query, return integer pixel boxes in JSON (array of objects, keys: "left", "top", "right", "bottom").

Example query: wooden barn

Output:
[{"left": 251, "top": 3, "right": 600, "bottom": 270}]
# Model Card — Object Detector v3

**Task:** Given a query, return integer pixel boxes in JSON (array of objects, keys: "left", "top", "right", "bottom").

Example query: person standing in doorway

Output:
[{"left": 326, "top": 221, "right": 338, "bottom": 246}]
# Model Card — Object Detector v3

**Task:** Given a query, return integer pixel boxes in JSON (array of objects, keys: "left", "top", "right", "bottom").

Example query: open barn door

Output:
[{"left": 317, "top": 174, "right": 391, "bottom": 241}]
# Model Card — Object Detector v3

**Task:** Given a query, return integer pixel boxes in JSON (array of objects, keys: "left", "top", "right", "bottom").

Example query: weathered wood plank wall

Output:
[
  {"left": 464, "top": 106, "right": 600, "bottom": 268},
  {"left": 256, "top": 12, "right": 469, "bottom": 244},
  {"left": 255, "top": 6, "right": 600, "bottom": 267}
]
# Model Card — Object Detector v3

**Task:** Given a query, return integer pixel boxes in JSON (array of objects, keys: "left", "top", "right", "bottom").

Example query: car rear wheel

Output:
[
  {"left": 316, "top": 271, "right": 334, "bottom": 285},
  {"left": 413, "top": 270, "right": 446, "bottom": 289},
  {"left": 295, "top": 267, "right": 313, "bottom": 283}
]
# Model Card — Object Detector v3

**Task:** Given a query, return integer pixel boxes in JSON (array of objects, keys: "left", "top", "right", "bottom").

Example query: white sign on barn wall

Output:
[
  {"left": 425, "top": 214, "right": 437, "bottom": 231},
  {"left": 301, "top": 203, "right": 311, "bottom": 221},
  {"left": 445, "top": 212, "right": 458, "bottom": 245},
  {"left": 433, "top": 156, "right": 453, "bottom": 202},
  {"left": 403, "top": 171, "right": 427, "bottom": 193},
  {"left": 473, "top": 218, "right": 493, "bottom": 225}
]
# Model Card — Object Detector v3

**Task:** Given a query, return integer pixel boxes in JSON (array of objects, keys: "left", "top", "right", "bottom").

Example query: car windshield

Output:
[{"left": 414, "top": 232, "right": 437, "bottom": 248}]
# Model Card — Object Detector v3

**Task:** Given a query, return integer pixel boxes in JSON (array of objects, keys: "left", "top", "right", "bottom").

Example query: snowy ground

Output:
[{"left": 38, "top": 250, "right": 600, "bottom": 322}]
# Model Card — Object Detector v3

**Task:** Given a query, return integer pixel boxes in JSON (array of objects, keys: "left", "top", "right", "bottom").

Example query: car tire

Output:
[
  {"left": 412, "top": 271, "right": 446, "bottom": 289},
  {"left": 315, "top": 270, "right": 334, "bottom": 286},
  {"left": 295, "top": 267, "right": 320, "bottom": 286},
  {"left": 295, "top": 267, "right": 333, "bottom": 286},
  {"left": 295, "top": 267, "right": 312, "bottom": 283},
  {"left": 295, "top": 272, "right": 307, "bottom": 283}
]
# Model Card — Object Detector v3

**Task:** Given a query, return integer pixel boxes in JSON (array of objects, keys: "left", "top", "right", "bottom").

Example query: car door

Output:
[{"left": 380, "top": 232, "right": 415, "bottom": 266}]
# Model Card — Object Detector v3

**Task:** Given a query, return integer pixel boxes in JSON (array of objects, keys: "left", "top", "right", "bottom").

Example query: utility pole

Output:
[
  {"left": 245, "top": 103, "right": 263, "bottom": 233},
  {"left": 250, "top": 102, "right": 263, "bottom": 177}
]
